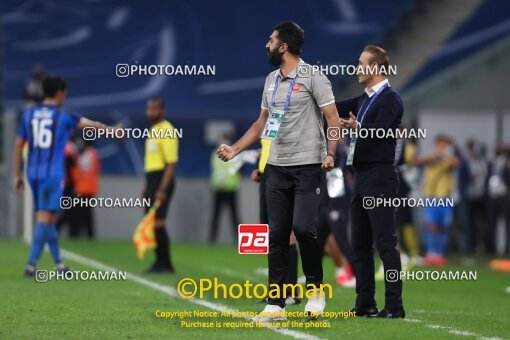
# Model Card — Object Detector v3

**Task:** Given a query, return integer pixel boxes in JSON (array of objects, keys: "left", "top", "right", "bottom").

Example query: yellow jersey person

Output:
[
  {"left": 143, "top": 98, "right": 179, "bottom": 273},
  {"left": 415, "top": 135, "right": 459, "bottom": 267}
]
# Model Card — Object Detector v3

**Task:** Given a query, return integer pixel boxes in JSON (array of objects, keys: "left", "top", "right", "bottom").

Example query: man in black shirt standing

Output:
[{"left": 336, "top": 45, "right": 405, "bottom": 318}]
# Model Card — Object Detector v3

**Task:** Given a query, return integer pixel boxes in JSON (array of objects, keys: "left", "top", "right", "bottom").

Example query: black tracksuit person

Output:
[{"left": 337, "top": 45, "right": 405, "bottom": 318}]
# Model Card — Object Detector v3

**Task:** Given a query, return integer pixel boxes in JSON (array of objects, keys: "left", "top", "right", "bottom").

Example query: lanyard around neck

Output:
[
  {"left": 358, "top": 83, "right": 389, "bottom": 124},
  {"left": 271, "top": 75, "right": 297, "bottom": 111}
]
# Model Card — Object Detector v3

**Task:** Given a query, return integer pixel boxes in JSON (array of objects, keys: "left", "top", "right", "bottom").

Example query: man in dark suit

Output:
[{"left": 336, "top": 45, "right": 405, "bottom": 318}]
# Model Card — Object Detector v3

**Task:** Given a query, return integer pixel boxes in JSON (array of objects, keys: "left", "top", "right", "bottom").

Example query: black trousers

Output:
[
  {"left": 57, "top": 185, "right": 87, "bottom": 238},
  {"left": 265, "top": 163, "right": 324, "bottom": 308},
  {"left": 317, "top": 193, "right": 355, "bottom": 268},
  {"left": 488, "top": 196, "right": 510, "bottom": 255},
  {"left": 144, "top": 171, "right": 175, "bottom": 219},
  {"left": 209, "top": 191, "right": 240, "bottom": 242},
  {"left": 352, "top": 163, "right": 403, "bottom": 310},
  {"left": 259, "top": 173, "right": 269, "bottom": 225},
  {"left": 75, "top": 198, "right": 95, "bottom": 239},
  {"left": 467, "top": 197, "right": 489, "bottom": 254}
]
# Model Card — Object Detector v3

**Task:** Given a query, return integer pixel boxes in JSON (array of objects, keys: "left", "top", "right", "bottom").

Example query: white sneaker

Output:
[
  {"left": 252, "top": 304, "right": 286, "bottom": 323},
  {"left": 304, "top": 289, "right": 326, "bottom": 319},
  {"left": 285, "top": 296, "right": 302, "bottom": 305}
]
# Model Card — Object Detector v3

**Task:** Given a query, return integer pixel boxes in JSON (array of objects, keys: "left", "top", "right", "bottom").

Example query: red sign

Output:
[
  {"left": 292, "top": 84, "right": 300, "bottom": 92},
  {"left": 238, "top": 224, "right": 269, "bottom": 254}
]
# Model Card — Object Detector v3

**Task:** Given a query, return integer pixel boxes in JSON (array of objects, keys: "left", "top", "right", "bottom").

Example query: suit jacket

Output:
[{"left": 336, "top": 86, "right": 403, "bottom": 170}]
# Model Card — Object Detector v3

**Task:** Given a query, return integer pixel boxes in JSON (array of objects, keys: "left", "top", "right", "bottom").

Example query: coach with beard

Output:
[
  {"left": 337, "top": 45, "right": 405, "bottom": 318},
  {"left": 217, "top": 21, "right": 340, "bottom": 321}
]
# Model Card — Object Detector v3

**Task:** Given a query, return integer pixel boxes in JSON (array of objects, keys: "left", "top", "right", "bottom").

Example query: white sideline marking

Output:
[
  {"left": 203, "top": 265, "right": 261, "bottom": 282},
  {"left": 424, "top": 319, "right": 500, "bottom": 339},
  {"left": 411, "top": 310, "right": 502, "bottom": 339},
  {"left": 254, "top": 267, "right": 269, "bottom": 277},
  {"left": 412, "top": 309, "right": 485, "bottom": 317},
  {"left": 61, "top": 249, "right": 320, "bottom": 340},
  {"left": 428, "top": 324, "right": 450, "bottom": 329},
  {"left": 449, "top": 330, "right": 477, "bottom": 337}
]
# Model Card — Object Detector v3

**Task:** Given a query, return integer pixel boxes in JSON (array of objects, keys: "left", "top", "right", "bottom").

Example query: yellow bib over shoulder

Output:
[{"left": 144, "top": 120, "right": 179, "bottom": 172}]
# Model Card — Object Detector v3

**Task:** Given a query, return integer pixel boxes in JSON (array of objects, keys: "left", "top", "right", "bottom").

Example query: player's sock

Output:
[
  {"left": 28, "top": 222, "right": 48, "bottom": 266},
  {"left": 155, "top": 228, "right": 174, "bottom": 271},
  {"left": 153, "top": 228, "right": 164, "bottom": 267},
  {"left": 437, "top": 231, "right": 450, "bottom": 256},
  {"left": 424, "top": 230, "right": 436, "bottom": 255},
  {"left": 45, "top": 222, "right": 62, "bottom": 264},
  {"left": 166, "top": 233, "right": 175, "bottom": 271}
]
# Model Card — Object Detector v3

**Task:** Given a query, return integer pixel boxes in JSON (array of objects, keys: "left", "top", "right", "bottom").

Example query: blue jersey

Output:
[{"left": 18, "top": 104, "right": 80, "bottom": 180}]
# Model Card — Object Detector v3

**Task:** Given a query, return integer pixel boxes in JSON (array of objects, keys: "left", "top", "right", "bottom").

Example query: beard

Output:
[{"left": 267, "top": 46, "right": 283, "bottom": 67}]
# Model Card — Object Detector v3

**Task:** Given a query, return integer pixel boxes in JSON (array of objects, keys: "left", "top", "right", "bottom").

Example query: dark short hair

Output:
[
  {"left": 148, "top": 97, "right": 165, "bottom": 109},
  {"left": 274, "top": 21, "right": 304, "bottom": 56},
  {"left": 363, "top": 45, "right": 390, "bottom": 69},
  {"left": 42, "top": 76, "right": 67, "bottom": 98}
]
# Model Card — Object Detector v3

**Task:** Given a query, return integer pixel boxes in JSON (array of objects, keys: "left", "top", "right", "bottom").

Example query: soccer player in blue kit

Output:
[{"left": 13, "top": 76, "right": 118, "bottom": 276}]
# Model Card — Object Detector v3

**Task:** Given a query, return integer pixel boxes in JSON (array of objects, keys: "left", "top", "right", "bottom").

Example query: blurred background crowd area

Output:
[{"left": 0, "top": 0, "right": 509, "bottom": 257}]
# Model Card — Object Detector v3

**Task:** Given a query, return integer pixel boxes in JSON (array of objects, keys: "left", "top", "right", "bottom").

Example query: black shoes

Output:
[
  {"left": 351, "top": 306, "right": 405, "bottom": 318},
  {"left": 376, "top": 308, "right": 406, "bottom": 319},
  {"left": 145, "top": 263, "right": 175, "bottom": 274},
  {"left": 350, "top": 306, "right": 378, "bottom": 317}
]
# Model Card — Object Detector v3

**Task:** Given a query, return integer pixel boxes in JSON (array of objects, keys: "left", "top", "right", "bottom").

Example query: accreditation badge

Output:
[
  {"left": 261, "top": 109, "right": 285, "bottom": 140},
  {"left": 346, "top": 137, "right": 357, "bottom": 165}
]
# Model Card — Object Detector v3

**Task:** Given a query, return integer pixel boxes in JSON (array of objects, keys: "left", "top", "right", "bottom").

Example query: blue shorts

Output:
[
  {"left": 423, "top": 205, "right": 453, "bottom": 229},
  {"left": 28, "top": 177, "right": 65, "bottom": 212}
]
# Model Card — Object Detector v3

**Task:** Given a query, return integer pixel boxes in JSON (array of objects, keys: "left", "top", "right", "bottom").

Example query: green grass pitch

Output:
[{"left": 0, "top": 239, "right": 509, "bottom": 339}]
